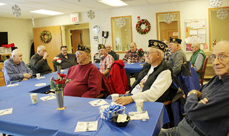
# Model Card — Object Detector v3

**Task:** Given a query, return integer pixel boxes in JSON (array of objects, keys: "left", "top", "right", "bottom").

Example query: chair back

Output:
[{"left": 196, "top": 56, "right": 208, "bottom": 86}]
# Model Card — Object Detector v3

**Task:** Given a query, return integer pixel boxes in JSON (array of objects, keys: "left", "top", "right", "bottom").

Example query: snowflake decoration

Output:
[
  {"left": 217, "top": 9, "right": 228, "bottom": 20},
  {"left": 210, "top": 0, "right": 223, "bottom": 8},
  {"left": 87, "top": 10, "right": 95, "bottom": 20},
  {"left": 116, "top": 18, "right": 126, "bottom": 27},
  {"left": 164, "top": 13, "right": 173, "bottom": 24},
  {"left": 12, "top": 4, "right": 21, "bottom": 18}
]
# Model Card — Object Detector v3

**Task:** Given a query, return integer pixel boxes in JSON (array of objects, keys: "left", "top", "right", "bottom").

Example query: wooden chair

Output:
[{"left": 196, "top": 56, "right": 208, "bottom": 86}]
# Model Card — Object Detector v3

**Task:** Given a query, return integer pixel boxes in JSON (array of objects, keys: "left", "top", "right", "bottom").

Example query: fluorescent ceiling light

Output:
[
  {"left": 98, "top": 0, "right": 127, "bottom": 7},
  {"left": 30, "top": 9, "right": 63, "bottom": 15},
  {"left": 0, "top": 3, "right": 6, "bottom": 6}
]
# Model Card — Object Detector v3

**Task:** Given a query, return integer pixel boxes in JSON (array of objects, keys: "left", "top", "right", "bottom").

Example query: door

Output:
[
  {"left": 71, "top": 30, "right": 83, "bottom": 54},
  {"left": 160, "top": 21, "right": 178, "bottom": 42},
  {"left": 33, "top": 26, "right": 62, "bottom": 71}
]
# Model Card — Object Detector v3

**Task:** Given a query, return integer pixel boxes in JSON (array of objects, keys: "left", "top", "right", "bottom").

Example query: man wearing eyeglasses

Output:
[
  {"left": 98, "top": 44, "right": 114, "bottom": 76},
  {"left": 168, "top": 37, "right": 187, "bottom": 75},
  {"left": 158, "top": 41, "right": 229, "bottom": 136},
  {"left": 54, "top": 46, "right": 76, "bottom": 71},
  {"left": 113, "top": 40, "right": 179, "bottom": 106},
  {"left": 63, "top": 44, "right": 102, "bottom": 98}
]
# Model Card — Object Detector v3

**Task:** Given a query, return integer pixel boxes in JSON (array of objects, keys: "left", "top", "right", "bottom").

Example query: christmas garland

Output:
[
  {"left": 40, "top": 30, "right": 52, "bottom": 43},
  {"left": 136, "top": 19, "right": 151, "bottom": 35}
]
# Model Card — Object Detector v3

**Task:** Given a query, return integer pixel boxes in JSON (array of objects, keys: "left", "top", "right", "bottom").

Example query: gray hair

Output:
[
  {"left": 11, "top": 49, "right": 22, "bottom": 56},
  {"left": 161, "top": 39, "right": 169, "bottom": 45},
  {"left": 37, "top": 45, "right": 45, "bottom": 52},
  {"left": 192, "top": 42, "right": 200, "bottom": 49},
  {"left": 105, "top": 43, "right": 112, "bottom": 47}
]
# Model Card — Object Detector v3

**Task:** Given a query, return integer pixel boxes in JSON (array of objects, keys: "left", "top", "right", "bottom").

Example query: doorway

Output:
[{"left": 71, "top": 30, "right": 83, "bottom": 54}]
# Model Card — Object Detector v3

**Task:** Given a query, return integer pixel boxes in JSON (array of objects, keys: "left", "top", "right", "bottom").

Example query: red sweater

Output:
[{"left": 63, "top": 62, "right": 102, "bottom": 98}]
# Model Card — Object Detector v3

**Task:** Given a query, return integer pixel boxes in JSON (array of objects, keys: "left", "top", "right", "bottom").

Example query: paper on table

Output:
[
  {"left": 61, "top": 70, "right": 66, "bottom": 72},
  {"left": 74, "top": 121, "right": 98, "bottom": 132},
  {"left": 0, "top": 108, "right": 13, "bottom": 116},
  {"left": 40, "top": 76, "right": 45, "bottom": 79},
  {"left": 128, "top": 111, "right": 149, "bottom": 120},
  {"left": 35, "top": 83, "right": 46, "bottom": 86},
  {"left": 7, "top": 84, "right": 19, "bottom": 87},
  {"left": 40, "top": 95, "right": 56, "bottom": 101},
  {"left": 89, "top": 99, "right": 108, "bottom": 107}
]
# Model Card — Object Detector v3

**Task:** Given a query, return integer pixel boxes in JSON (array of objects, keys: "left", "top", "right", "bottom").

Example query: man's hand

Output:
[
  {"left": 22, "top": 78, "right": 28, "bottom": 81},
  {"left": 23, "top": 73, "right": 31, "bottom": 79},
  {"left": 115, "top": 96, "right": 133, "bottom": 106},
  {"left": 43, "top": 52, "right": 49, "bottom": 60},
  {"left": 125, "top": 91, "right": 130, "bottom": 94},
  {"left": 198, "top": 98, "right": 209, "bottom": 104},
  {"left": 189, "top": 90, "right": 202, "bottom": 98}
]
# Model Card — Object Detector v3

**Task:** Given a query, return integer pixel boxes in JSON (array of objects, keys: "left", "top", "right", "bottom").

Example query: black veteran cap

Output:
[
  {"left": 170, "top": 37, "right": 182, "bottom": 44},
  {"left": 98, "top": 44, "right": 106, "bottom": 50},
  {"left": 148, "top": 40, "right": 167, "bottom": 52},
  {"left": 77, "top": 44, "right": 91, "bottom": 53}
]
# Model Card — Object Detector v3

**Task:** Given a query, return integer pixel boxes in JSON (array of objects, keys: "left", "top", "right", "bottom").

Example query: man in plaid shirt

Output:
[
  {"left": 161, "top": 39, "right": 171, "bottom": 62},
  {"left": 98, "top": 44, "right": 114, "bottom": 77},
  {"left": 30, "top": 45, "right": 52, "bottom": 75},
  {"left": 123, "top": 42, "right": 145, "bottom": 63}
]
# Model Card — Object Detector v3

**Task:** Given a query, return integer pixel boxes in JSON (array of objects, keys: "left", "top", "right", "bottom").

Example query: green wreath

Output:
[
  {"left": 136, "top": 19, "right": 151, "bottom": 35},
  {"left": 40, "top": 30, "right": 52, "bottom": 43}
]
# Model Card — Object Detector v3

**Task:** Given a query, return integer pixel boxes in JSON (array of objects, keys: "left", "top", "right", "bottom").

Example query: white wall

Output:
[
  {"left": 0, "top": 17, "right": 33, "bottom": 63},
  {"left": 33, "top": 0, "right": 229, "bottom": 60}
]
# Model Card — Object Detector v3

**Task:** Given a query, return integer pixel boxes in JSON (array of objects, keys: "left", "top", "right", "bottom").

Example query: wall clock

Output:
[{"left": 93, "top": 24, "right": 101, "bottom": 35}]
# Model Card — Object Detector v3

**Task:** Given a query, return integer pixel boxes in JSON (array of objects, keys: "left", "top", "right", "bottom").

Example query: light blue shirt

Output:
[{"left": 3, "top": 58, "right": 33, "bottom": 85}]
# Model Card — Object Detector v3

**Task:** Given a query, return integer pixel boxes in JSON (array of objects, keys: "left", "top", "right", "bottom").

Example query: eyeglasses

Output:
[
  {"left": 75, "top": 52, "right": 85, "bottom": 55},
  {"left": 210, "top": 54, "right": 228, "bottom": 62},
  {"left": 146, "top": 51, "right": 158, "bottom": 55}
]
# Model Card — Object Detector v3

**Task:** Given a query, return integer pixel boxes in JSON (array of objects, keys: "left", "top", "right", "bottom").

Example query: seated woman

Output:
[{"left": 63, "top": 45, "right": 102, "bottom": 98}]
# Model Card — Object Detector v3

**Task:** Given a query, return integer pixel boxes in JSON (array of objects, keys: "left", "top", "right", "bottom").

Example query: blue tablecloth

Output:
[
  {"left": 0, "top": 68, "right": 169, "bottom": 136},
  {"left": 0, "top": 93, "right": 169, "bottom": 136},
  {"left": 93, "top": 63, "right": 144, "bottom": 73}
]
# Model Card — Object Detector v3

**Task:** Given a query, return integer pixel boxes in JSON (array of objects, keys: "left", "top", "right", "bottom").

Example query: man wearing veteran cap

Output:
[
  {"left": 168, "top": 37, "right": 187, "bottom": 75},
  {"left": 114, "top": 40, "right": 179, "bottom": 106},
  {"left": 158, "top": 41, "right": 229, "bottom": 136},
  {"left": 63, "top": 44, "right": 102, "bottom": 98},
  {"left": 98, "top": 44, "right": 114, "bottom": 76}
]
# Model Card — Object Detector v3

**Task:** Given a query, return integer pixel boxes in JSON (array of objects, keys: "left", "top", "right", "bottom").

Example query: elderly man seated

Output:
[
  {"left": 123, "top": 42, "right": 145, "bottom": 63},
  {"left": 63, "top": 44, "right": 102, "bottom": 98},
  {"left": 111, "top": 40, "right": 178, "bottom": 106},
  {"left": 158, "top": 41, "right": 229, "bottom": 136},
  {"left": 98, "top": 44, "right": 114, "bottom": 76},
  {"left": 168, "top": 37, "right": 187, "bottom": 75},
  {"left": 106, "top": 43, "right": 118, "bottom": 61},
  {"left": 190, "top": 42, "right": 206, "bottom": 79},
  {"left": 54, "top": 46, "right": 76, "bottom": 71},
  {"left": 30, "top": 45, "right": 52, "bottom": 75},
  {"left": 3, "top": 49, "right": 32, "bottom": 85}
]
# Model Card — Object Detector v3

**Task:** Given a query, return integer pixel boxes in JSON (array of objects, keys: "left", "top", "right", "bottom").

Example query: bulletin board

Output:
[{"left": 185, "top": 19, "right": 207, "bottom": 51}]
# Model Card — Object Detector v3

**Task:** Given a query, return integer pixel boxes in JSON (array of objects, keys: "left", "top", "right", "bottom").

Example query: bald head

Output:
[
  {"left": 130, "top": 42, "right": 137, "bottom": 52},
  {"left": 105, "top": 43, "right": 112, "bottom": 53},
  {"left": 212, "top": 41, "right": 229, "bottom": 79},
  {"left": 12, "top": 49, "right": 23, "bottom": 65}
]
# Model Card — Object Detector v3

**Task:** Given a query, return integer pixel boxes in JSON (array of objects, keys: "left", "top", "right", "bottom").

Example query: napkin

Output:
[
  {"left": 128, "top": 111, "right": 149, "bottom": 121},
  {"left": 74, "top": 121, "right": 98, "bottom": 132},
  {"left": 61, "top": 70, "right": 66, "bottom": 72},
  {"left": 0, "top": 108, "right": 13, "bottom": 116},
  {"left": 40, "top": 76, "right": 45, "bottom": 79},
  {"left": 89, "top": 99, "right": 108, "bottom": 107},
  {"left": 40, "top": 95, "right": 56, "bottom": 101},
  {"left": 7, "top": 84, "right": 19, "bottom": 87},
  {"left": 35, "top": 83, "right": 46, "bottom": 86}
]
